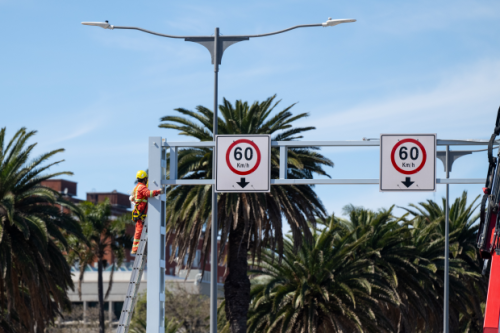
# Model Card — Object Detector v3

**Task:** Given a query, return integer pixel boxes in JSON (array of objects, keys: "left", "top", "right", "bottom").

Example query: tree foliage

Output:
[
  {"left": 159, "top": 95, "right": 333, "bottom": 332},
  {"left": 160, "top": 95, "right": 333, "bottom": 267},
  {"left": 130, "top": 284, "right": 212, "bottom": 333},
  {"left": 401, "top": 192, "right": 486, "bottom": 332},
  {"left": 66, "top": 200, "right": 132, "bottom": 333},
  {"left": 243, "top": 192, "right": 486, "bottom": 333},
  {"left": 241, "top": 217, "right": 398, "bottom": 333},
  {"left": 0, "top": 127, "right": 83, "bottom": 332}
]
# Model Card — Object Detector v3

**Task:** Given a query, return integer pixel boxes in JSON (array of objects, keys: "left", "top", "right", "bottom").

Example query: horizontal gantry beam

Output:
[
  {"left": 161, "top": 178, "right": 484, "bottom": 185},
  {"left": 162, "top": 138, "right": 489, "bottom": 185},
  {"left": 162, "top": 139, "right": 498, "bottom": 148}
]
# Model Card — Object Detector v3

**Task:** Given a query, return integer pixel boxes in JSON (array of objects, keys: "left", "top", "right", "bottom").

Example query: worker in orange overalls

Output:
[{"left": 130, "top": 170, "right": 162, "bottom": 254}]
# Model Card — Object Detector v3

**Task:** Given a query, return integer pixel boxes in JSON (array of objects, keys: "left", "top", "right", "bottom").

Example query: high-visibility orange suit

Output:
[{"left": 131, "top": 182, "right": 161, "bottom": 254}]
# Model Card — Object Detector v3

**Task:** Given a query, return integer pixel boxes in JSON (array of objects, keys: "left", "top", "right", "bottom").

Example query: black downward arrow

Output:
[
  {"left": 237, "top": 178, "right": 250, "bottom": 188},
  {"left": 401, "top": 177, "right": 415, "bottom": 188}
]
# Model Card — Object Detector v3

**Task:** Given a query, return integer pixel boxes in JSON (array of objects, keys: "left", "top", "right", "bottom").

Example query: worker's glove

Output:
[
  {"left": 129, "top": 195, "right": 134, "bottom": 202},
  {"left": 160, "top": 186, "right": 166, "bottom": 195}
]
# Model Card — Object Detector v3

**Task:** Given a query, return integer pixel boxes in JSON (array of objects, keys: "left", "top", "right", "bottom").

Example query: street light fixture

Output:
[
  {"left": 81, "top": 21, "right": 112, "bottom": 29},
  {"left": 323, "top": 17, "right": 356, "bottom": 27},
  {"left": 82, "top": 18, "right": 356, "bottom": 333}
]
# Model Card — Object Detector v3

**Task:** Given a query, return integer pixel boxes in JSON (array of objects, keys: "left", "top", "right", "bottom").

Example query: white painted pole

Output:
[
  {"left": 83, "top": 301, "right": 87, "bottom": 326},
  {"left": 210, "top": 27, "right": 220, "bottom": 333},
  {"left": 147, "top": 137, "right": 166, "bottom": 333}
]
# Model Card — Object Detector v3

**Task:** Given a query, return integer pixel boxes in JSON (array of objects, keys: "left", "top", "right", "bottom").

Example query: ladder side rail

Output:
[
  {"left": 117, "top": 254, "right": 142, "bottom": 331},
  {"left": 123, "top": 224, "right": 149, "bottom": 332},
  {"left": 123, "top": 262, "right": 146, "bottom": 331},
  {"left": 117, "top": 221, "right": 148, "bottom": 333}
]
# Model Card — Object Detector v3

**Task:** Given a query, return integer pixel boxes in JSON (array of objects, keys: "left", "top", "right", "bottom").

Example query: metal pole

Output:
[
  {"left": 444, "top": 145, "right": 450, "bottom": 333},
  {"left": 147, "top": 136, "right": 165, "bottom": 333},
  {"left": 210, "top": 27, "right": 219, "bottom": 333},
  {"left": 83, "top": 301, "right": 87, "bottom": 326}
]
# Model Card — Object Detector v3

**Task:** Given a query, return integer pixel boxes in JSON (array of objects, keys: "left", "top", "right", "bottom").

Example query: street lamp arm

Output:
[
  {"left": 233, "top": 18, "right": 356, "bottom": 38},
  {"left": 232, "top": 23, "right": 322, "bottom": 38},
  {"left": 106, "top": 24, "right": 328, "bottom": 39},
  {"left": 112, "top": 26, "right": 198, "bottom": 39}
]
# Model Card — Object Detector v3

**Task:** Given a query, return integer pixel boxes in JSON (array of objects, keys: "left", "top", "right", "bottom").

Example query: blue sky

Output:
[{"left": 1, "top": 0, "right": 499, "bottom": 218}]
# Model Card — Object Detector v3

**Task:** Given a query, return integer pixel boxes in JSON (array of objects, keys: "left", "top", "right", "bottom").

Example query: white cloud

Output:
[
  {"left": 42, "top": 123, "right": 99, "bottom": 146},
  {"left": 306, "top": 59, "right": 500, "bottom": 141},
  {"left": 34, "top": 104, "right": 110, "bottom": 151}
]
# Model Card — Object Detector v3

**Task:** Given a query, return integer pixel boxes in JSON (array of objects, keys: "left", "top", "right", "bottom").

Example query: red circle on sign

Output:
[
  {"left": 226, "top": 139, "right": 261, "bottom": 176},
  {"left": 390, "top": 139, "right": 427, "bottom": 175}
]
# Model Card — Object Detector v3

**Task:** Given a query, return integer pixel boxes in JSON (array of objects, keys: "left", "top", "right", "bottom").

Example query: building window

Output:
[{"left": 112, "top": 302, "right": 124, "bottom": 322}]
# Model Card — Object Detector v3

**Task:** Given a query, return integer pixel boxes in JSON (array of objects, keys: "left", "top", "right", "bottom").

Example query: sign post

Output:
[
  {"left": 380, "top": 134, "right": 436, "bottom": 192},
  {"left": 215, "top": 135, "right": 271, "bottom": 193}
]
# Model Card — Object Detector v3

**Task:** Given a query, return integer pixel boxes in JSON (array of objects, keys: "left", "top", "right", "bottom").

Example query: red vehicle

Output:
[{"left": 477, "top": 107, "right": 500, "bottom": 333}]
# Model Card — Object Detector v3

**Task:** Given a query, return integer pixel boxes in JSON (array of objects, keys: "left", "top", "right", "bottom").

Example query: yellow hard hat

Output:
[{"left": 136, "top": 170, "right": 148, "bottom": 179}]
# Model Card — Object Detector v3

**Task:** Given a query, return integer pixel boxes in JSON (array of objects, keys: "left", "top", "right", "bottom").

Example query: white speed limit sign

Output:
[
  {"left": 215, "top": 135, "right": 271, "bottom": 192},
  {"left": 380, "top": 134, "right": 436, "bottom": 192}
]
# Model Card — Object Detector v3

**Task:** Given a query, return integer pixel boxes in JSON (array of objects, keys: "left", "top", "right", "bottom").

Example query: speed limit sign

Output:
[
  {"left": 380, "top": 134, "right": 436, "bottom": 192},
  {"left": 215, "top": 135, "right": 271, "bottom": 192}
]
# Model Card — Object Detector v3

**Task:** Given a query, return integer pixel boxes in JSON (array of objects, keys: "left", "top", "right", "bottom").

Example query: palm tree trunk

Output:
[
  {"left": 97, "top": 257, "right": 105, "bottom": 333},
  {"left": 224, "top": 217, "right": 250, "bottom": 333}
]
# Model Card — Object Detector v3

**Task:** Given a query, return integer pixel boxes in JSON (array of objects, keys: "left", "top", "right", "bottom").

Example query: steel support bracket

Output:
[
  {"left": 185, "top": 36, "right": 249, "bottom": 64},
  {"left": 437, "top": 150, "right": 472, "bottom": 172}
]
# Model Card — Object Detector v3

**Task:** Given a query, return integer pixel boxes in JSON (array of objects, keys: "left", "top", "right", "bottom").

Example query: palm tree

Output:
[
  {"left": 401, "top": 191, "right": 486, "bottom": 332},
  {"left": 338, "top": 202, "right": 484, "bottom": 332},
  {"left": 0, "top": 127, "right": 84, "bottom": 332},
  {"left": 67, "top": 199, "right": 132, "bottom": 333},
  {"left": 241, "top": 217, "right": 398, "bottom": 333},
  {"left": 235, "top": 197, "right": 484, "bottom": 333},
  {"left": 159, "top": 96, "right": 333, "bottom": 332},
  {"left": 335, "top": 205, "right": 445, "bottom": 332}
]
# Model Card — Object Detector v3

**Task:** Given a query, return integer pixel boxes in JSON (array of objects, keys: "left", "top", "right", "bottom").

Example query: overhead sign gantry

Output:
[{"left": 115, "top": 136, "right": 489, "bottom": 333}]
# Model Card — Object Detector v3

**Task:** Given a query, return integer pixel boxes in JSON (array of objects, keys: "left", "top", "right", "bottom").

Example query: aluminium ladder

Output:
[{"left": 116, "top": 220, "right": 148, "bottom": 333}]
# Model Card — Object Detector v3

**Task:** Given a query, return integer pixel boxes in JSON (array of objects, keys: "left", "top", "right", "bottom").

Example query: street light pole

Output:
[
  {"left": 211, "top": 27, "right": 219, "bottom": 333},
  {"left": 444, "top": 145, "right": 450, "bottom": 333},
  {"left": 82, "top": 18, "right": 356, "bottom": 333}
]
